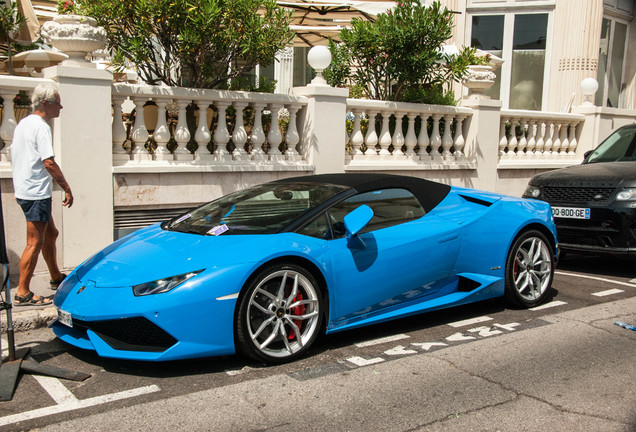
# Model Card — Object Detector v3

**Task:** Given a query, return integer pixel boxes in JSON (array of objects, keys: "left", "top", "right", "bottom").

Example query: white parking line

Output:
[
  {"left": 355, "top": 334, "right": 409, "bottom": 348},
  {"left": 384, "top": 345, "right": 417, "bottom": 356},
  {"left": 555, "top": 271, "right": 636, "bottom": 288},
  {"left": 346, "top": 356, "right": 385, "bottom": 367},
  {"left": 447, "top": 316, "right": 492, "bottom": 328},
  {"left": 411, "top": 342, "right": 448, "bottom": 351},
  {"left": 446, "top": 332, "right": 476, "bottom": 342},
  {"left": 530, "top": 300, "right": 567, "bottom": 311},
  {"left": 34, "top": 375, "right": 77, "bottom": 405},
  {"left": 0, "top": 379, "right": 160, "bottom": 427},
  {"left": 592, "top": 289, "right": 624, "bottom": 297}
]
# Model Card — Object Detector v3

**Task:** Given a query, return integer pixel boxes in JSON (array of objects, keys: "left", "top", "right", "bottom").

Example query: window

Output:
[
  {"left": 325, "top": 189, "right": 426, "bottom": 239},
  {"left": 471, "top": 15, "right": 504, "bottom": 100},
  {"left": 296, "top": 213, "right": 331, "bottom": 239},
  {"left": 509, "top": 14, "right": 548, "bottom": 110},
  {"left": 596, "top": 17, "right": 629, "bottom": 108},
  {"left": 586, "top": 126, "right": 636, "bottom": 163},
  {"left": 293, "top": 47, "right": 314, "bottom": 87},
  {"left": 167, "top": 183, "right": 346, "bottom": 236},
  {"left": 470, "top": 12, "right": 550, "bottom": 110}
]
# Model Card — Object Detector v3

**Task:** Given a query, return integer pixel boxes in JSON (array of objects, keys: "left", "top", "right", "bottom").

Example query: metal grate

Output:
[
  {"left": 543, "top": 187, "right": 614, "bottom": 203},
  {"left": 114, "top": 207, "right": 194, "bottom": 230}
]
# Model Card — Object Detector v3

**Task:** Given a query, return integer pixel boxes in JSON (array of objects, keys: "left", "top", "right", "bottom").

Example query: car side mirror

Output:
[{"left": 344, "top": 204, "right": 373, "bottom": 240}]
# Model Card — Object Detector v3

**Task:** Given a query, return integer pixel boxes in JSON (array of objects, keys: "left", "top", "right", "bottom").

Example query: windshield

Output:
[
  {"left": 165, "top": 182, "right": 347, "bottom": 236},
  {"left": 585, "top": 127, "right": 636, "bottom": 163}
]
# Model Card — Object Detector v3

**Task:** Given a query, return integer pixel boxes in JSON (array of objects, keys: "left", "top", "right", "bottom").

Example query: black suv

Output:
[{"left": 523, "top": 124, "right": 636, "bottom": 257}]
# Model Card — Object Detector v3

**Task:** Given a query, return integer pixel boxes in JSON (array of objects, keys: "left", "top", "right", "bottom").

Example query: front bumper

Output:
[
  {"left": 553, "top": 206, "right": 636, "bottom": 257},
  {"left": 52, "top": 271, "right": 242, "bottom": 361}
]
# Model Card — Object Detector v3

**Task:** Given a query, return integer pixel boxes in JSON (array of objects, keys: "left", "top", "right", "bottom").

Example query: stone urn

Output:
[
  {"left": 463, "top": 65, "right": 497, "bottom": 99},
  {"left": 40, "top": 15, "right": 107, "bottom": 67}
]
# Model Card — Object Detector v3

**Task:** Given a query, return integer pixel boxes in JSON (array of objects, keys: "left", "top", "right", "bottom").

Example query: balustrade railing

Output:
[
  {"left": 345, "top": 99, "right": 473, "bottom": 168},
  {"left": 0, "top": 77, "right": 49, "bottom": 164},
  {"left": 499, "top": 110, "right": 586, "bottom": 165},
  {"left": 112, "top": 84, "right": 309, "bottom": 167}
]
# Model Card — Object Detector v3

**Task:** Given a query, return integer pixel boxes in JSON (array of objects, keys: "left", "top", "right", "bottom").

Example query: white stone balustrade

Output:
[
  {"left": 0, "top": 77, "right": 50, "bottom": 164},
  {"left": 345, "top": 99, "right": 474, "bottom": 169},
  {"left": 110, "top": 84, "right": 310, "bottom": 168},
  {"left": 498, "top": 110, "right": 585, "bottom": 166}
]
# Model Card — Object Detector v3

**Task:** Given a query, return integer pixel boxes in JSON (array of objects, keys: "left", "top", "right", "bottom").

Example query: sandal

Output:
[
  {"left": 50, "top": 273, "right": 67, "bottom": 289},
  {"left": 14, "top": 292, "right": 53, "bottom": 307}
]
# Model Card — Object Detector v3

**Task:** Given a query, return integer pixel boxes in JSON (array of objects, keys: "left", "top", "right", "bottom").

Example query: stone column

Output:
[
  {"left": 43, "top": 65, "right": 114, "bottom": 268},
  {"left": 292, "top": 85, "right": 349, "bottom": 174},
  {"left": 460, "top": 98, "right": 503, "bottom": 192}
]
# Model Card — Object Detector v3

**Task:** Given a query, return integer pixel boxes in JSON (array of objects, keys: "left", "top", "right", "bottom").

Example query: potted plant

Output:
[{"left": 40, "top": 0, "right": 106, "bottom": 66}]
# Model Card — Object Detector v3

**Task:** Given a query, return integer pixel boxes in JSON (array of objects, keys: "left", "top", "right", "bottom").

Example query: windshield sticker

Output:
[
  {"left": 174, "top": 214, "right": 191, "bottom": 224},
  {"left": 207, "top": 224, "right": 229, "bottom": 236}
]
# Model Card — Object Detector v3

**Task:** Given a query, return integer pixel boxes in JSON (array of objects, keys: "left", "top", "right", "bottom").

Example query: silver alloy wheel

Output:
[
  {"left": 512, "top": 236, "right": 552, "bottom": 301},
  {"left": 246, "top": 269, "right": 320, "bottom": 359}
]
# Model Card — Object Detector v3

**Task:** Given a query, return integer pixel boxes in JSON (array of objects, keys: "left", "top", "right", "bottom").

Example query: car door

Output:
[{"left": 322, "top": 188, "right": 462, "bottom": 325}]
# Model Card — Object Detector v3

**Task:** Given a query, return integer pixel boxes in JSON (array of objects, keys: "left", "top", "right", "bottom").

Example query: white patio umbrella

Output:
[
  {"left": 277, "top": 0, "right": 395, "bottom": 46},
  {"left": 3, "top": 49, "right": 68, "bottom": 73}
]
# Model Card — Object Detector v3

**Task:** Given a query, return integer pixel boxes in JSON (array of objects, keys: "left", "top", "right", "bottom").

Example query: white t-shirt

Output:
[{"left": 11, "top": 114, "right": 56, "bottom": 200}]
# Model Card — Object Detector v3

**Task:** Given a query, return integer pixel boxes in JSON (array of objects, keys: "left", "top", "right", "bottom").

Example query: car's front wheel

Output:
[
  {"left": 504, "top": 230, "right": 555, "bottom": 308},
  {"left": 236, "top": 263, "right": 323, "bottom": 363}
]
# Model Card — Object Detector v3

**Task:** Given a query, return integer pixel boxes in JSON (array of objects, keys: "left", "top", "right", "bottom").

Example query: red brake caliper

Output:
[{"left": 288, "top": 292, "right": 306, "bottom": 340}]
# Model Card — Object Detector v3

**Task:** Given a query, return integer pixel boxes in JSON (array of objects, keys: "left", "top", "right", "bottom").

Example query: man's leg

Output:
[
  {"left": 17, "top": 221, "right": 51, "bottom": 303},
  {"left": 42, "top": 215, "right": 65, "bottom": 283}
]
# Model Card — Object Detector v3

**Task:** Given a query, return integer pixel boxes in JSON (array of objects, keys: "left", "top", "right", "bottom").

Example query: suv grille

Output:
[{"left": 543, "top": 187, "right": 614, "bottom": 204}]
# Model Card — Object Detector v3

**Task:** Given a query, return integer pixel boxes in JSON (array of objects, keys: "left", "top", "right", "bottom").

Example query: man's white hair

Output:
[{"left": 31, "top": 82, "right": 60, "bottom": 110}]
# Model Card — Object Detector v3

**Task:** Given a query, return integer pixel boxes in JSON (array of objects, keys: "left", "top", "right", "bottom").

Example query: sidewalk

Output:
[{"left": 1, "top": 270, "right": 63, "bottom": 333}]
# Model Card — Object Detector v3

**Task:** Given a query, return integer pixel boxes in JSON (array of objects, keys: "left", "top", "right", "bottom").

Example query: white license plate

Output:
[
  {"left": 58, "top": 309, "right": 73, "bottom": 328},
  {"left": 552, "top": 207, "right": 590, "bottom": 219}
]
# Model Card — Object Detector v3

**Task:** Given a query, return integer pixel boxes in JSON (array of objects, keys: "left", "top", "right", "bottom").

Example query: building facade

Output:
[{"left": 276, "top": 0, "right": 634, "bottom": 113}]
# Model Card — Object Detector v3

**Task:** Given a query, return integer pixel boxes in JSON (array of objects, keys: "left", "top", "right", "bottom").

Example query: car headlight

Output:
[
  {"left": 616, "top": 188, "right": 636, "bottom": 201},
  {"left": 133, "top": 270, "right": 203, "bottom": 296},
  {"left": 523, "top": 185, "right": 541, "bottom": 198}
]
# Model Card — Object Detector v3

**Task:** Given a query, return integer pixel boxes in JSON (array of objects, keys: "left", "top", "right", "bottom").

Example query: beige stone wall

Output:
[
  {"left": 547, "top": 0, "right": 604, "bottom": 112},
  {"left": 624, "top": 15, "right": 636, "bottom": 109}
]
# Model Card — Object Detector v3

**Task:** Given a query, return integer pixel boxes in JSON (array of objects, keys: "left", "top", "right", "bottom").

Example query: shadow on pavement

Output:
[{"left": 557, "top": 253, "right": 636, "bottom": 278}]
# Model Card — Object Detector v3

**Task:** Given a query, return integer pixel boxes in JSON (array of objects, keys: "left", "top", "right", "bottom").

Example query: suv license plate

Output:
[
  {"left": 552, "top": 207, "right": 590, "bottom": 219},
  {"left": 58, "top": 309, "right": 73, "bottom": 328}
]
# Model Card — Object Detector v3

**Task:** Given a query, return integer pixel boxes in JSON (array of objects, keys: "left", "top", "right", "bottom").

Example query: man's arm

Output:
[{"left": 43, "top": 157, "right": 73, "bottom": 208}]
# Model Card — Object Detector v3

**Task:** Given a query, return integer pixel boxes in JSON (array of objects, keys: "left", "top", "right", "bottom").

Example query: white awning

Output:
[{"left": 279, "top": 0, "right": 395, "bottom": 46}]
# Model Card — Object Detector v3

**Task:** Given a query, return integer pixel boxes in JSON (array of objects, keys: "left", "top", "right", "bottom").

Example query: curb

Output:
[
  {"left": 2, "top": 306, "right": 57, "bottom": 333},
  {"left": 2, "top": 270, "right": 64, "bottom": 334}
]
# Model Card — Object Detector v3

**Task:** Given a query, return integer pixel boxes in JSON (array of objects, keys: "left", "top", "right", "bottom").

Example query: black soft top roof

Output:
[{"left": 274, "top": 173, "right": 451, "bottom": 213}]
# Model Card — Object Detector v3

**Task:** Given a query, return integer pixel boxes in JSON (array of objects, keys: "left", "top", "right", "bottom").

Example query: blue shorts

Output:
[{"left": 17, "top": 198, "right": 52, "bottom": 223}]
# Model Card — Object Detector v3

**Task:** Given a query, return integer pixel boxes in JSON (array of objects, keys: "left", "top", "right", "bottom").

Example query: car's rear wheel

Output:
[
  {"left": 504, "top": 230, "right": 554, "bottom": 308},
  {"left": 236, "top": 263, "right": 323, "bottom": 363}
]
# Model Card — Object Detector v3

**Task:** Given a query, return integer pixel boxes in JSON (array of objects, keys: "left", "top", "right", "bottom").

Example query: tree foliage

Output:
[
  {"left": 0, "top": 2, "right": 25, "bottom": 44},
  {"left": 326, "top": 0, "right": 482, "bottom": 104},
  {"left": 81, "top": 0, "right": 294, "bottom": 89}
]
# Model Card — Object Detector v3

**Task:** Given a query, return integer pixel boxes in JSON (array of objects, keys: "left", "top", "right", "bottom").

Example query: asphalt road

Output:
[{"left": 0, "top": 254, "right": 635, "bottom": 431}]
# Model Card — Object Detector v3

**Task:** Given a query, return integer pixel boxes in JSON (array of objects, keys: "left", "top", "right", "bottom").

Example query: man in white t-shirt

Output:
[{"left": 11, "top": 83, "right": 74, "bottom": 306}]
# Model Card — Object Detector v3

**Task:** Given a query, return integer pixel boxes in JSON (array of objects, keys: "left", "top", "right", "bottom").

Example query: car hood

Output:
[
  {"left": 530, "top": 162, "right": 636, "bottom": 187},
  {"left": 74, "top": 224, "right": 259, "bottom": 288}
]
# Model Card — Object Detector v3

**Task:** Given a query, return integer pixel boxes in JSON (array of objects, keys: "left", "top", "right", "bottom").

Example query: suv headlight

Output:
[
  {"left": 523, "top": 185, "right": 541, "bottom": 198},
  {"left": 133, "top": 270, "right": 203, "bottom": 296},
  {"left": 616, "top": 188, "right": 636, "bottom": 201}
]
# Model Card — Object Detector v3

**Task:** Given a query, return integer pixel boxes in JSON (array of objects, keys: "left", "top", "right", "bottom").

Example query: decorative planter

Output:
[
  {"left": 40, "top": 15, "right": 107, "bottom": 67},
  {"left": 463, "top": 65, "right": 497, "bottom": 99}
]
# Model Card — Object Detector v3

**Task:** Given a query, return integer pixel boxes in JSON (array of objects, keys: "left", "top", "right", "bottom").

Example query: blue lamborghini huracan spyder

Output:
[{"left": 53, "top": 173, "right": 557, "bottom": 363}]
